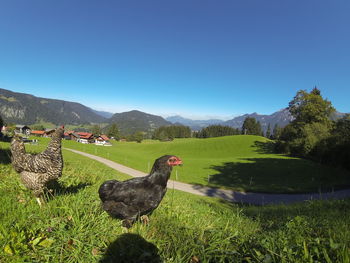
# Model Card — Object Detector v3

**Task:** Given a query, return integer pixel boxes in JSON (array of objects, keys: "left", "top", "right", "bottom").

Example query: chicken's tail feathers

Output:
[{"left": 98, "top": 180, "right": 119, "bottom": 201}]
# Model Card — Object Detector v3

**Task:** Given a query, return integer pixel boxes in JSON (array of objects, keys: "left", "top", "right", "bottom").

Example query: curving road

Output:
[{"left": 64, "top": 148, "right": 350, "bottom": 205}]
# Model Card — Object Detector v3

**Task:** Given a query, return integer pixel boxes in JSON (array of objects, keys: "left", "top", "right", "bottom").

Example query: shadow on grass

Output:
[
  {"left": 100, "top": 233, "right": 161, "bottom": 263},
  {"left": 0, "top": 148, "right": 11, "bottom": 165},
  {"left": 211, "top": 197, "right": 350, "bottom": 229},
  {"left": 252, "top": 140, "right": 276, "bottom": 154},
  {"left": 45, "top": 181, "right": 91, "bottom": 200},
  {"left": 206, "top": 158, "right": 350, "bottom": 193}
]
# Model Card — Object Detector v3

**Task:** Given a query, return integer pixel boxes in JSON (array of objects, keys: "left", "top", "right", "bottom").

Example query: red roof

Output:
[
  {"left": 31, "top": 130, "right": 45, "bottom": 135},
  {"left": 76, "top": 132, "right": 92, "bottom": 136},
  {"left": 100, "top": 135, "right": 110, "bottom": 141},
  {"left": 79, "top": 133, "right": 93, "bottom": 139}
]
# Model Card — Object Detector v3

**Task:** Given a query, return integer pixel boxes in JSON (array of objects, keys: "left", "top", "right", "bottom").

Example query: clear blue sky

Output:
[{"left": 0, "top": 1, "right": 349, "bottom": 120}]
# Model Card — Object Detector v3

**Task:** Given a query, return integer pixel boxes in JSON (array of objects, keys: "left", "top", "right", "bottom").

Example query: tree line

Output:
[{"left": 275, "top": 87, "right": 350, "bottom": 170}]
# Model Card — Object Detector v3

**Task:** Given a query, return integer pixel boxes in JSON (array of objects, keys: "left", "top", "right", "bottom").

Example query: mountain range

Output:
[
  {"left": 165, "top": 109, "right": 294, "bottom": 131},
  {"left": 165, "top": 116, "right": 224, "bottom": 131},
  {"left": 0, "top": 88, "right": 106, "bottom": 125},
  {"left": 1, "top": 88, "right": 346, "bottom": 135}
]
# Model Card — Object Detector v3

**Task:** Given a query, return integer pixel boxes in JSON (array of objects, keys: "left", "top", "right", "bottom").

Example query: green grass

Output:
[
  {"left": 61, "top": 135, "right": 350, "bottom": 193},
  {"left": 0, "top": 141, "right": 350, "bottom": 262}
]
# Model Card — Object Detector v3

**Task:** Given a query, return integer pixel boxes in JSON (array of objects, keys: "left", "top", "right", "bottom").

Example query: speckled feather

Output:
[{"left": 10, "top": 127, "right": 64, "bottom": 196}]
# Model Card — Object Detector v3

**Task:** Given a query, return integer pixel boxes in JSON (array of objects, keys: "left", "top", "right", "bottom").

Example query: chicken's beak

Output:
[
  {"left": 175, "top": 158, "right": 183, "bottom": 166},
  {"left": 168, "top": 157, "right": 183, "bottom": 166}
]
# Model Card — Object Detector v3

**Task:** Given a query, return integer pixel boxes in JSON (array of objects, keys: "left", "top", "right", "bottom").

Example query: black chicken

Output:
[{"left": 98, "top": 155, "right": 182, "bottom": 227}]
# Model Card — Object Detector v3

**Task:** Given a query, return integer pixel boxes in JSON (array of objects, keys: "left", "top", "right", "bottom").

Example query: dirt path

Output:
[{"left": 64, "top": 148, "right": 350, "bottom": 205}]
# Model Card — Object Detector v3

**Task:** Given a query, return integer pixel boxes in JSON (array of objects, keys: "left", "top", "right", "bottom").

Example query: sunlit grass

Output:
[
  {"left": 61, "top": 135, "right": 350, "bottom": 193},
  {"left": 0, "top": 140, "right": 349, "bottom": 262}
]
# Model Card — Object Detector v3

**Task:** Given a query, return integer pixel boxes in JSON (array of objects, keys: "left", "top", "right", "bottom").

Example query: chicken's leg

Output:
[{"left": 140, "top": 215, "right": 150, "bottom": 225}]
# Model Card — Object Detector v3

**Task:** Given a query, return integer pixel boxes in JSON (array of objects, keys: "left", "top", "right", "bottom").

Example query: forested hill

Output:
[
  {"left": 107, "top": 110, "right": 172, "bottom": 135},
  {"left": 0, "top": 88, "right": 107, "bottom": 125}
]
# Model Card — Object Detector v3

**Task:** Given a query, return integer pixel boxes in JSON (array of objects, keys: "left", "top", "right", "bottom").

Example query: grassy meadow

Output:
[
  {"left": 62, "top": 135, "right": 350, "bottom": 193},
  {"left": 1, "top": 139, "right": 350, "bottom": 262}
]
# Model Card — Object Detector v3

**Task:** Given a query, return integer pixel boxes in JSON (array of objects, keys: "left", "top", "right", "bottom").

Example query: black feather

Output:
[{"left": 98, "top": 155, "right": 181, "bottom": 226}]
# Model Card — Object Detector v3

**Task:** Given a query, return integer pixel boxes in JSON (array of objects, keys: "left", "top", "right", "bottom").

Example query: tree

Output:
[
  {"left": 265, "top": 123, "right": 271, "bottom": 138},
  {"left": 241, "top": 117, "right": 262, "bottom": 135},
  {"left": 197, "top": 125, "right": 239, "bottom": 138},
  {"left": 91, "top": 125, "right": 102, "bottom": 136},
  {"left": 272, "top": 123, "right": 282, "bottom": 140},
  {"left": 31, "top": 124, "right": 45, "bottom": 131},
  {"left": 133, "top": 131, "right": 144, "bottom": 143},
  {"left": 288, "top": 87, "right": 335, "bottom": 126},
  {"left": 278, "top": 87, "right": 335, "bottom": 158},
  {"left": 332, "top": 114, "right": 350, "bottom": 142},
  {"left": 107, "top": 123, "right": 120, "bottom": 140},
  {"left": 153, "top": 125, "right": 191, "bottom": 141}
]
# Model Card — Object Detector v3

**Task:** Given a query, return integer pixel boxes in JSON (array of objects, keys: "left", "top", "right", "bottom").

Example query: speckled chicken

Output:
[
  {"left": 99, "top": 155, "right": 183, "bottom": 227},
  {"left": 10, "top": 126, "right": 64, "bottom": 205}
]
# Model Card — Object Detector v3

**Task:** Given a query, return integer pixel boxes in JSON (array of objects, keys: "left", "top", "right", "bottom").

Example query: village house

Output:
[
  {"left": 31, "top": 130, "right": 46, "bottom": 137},
  {"left": 64, "top": 131, "right": 94, "bottom": 143},
  {"left": 63, "top": 131, "right": 111, "bottom": 145},
  {"left": 95, "top": 135, "right": 112, "bottom": 146},
  {"left": 15, "top": 125, "right": 31, "bottom": 136},
  {"left": 77, "top": 132, "right": 95, "bottom": 143}
]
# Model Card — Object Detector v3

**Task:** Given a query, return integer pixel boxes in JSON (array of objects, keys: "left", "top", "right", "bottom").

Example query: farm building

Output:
[
  {"left": 95, "top": 135, "right": 112, "bottom": 146},
  {"left": 15, "top": 125, "right": 31, "bottom": 136},
  {"left": 31, "top": 130, "right": 46, "bottom": 137},
  {"left": 64, "top": 131, "right": 95, "bottom": 143},
  {"left": 63, "top": 131, "right": 76, "bottom": 140}
]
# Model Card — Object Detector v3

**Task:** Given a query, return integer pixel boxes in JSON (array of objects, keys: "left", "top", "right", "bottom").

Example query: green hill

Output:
[
  {"left": 64, "top": 135, "right": 350, "bottom": 193},
  {"left": 106, "top": 110, "right": 171, "bottom": 136},
  {"left": 1, "top": 140, "right": 349, "bottom": 262}
]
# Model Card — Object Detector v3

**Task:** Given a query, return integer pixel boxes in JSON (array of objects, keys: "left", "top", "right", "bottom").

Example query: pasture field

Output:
[
  {"left": 0, "top": 141, "right": 349, "bottom": 262},
  {"left": 62, "top": 135, "right": 350, "bottom": 193}
]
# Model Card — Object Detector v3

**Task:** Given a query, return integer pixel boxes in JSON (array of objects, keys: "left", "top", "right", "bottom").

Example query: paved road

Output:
[{"left": 64, "top": 148, "right": 350, "bottom": 205}]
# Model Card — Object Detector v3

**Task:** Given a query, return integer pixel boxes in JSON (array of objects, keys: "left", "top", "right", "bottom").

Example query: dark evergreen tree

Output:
[
  {"left": 241, "top": 117, "right": 262, "bottom": 135},
  {"left": 153, "top": 125, "right": 191, "bottom": 141},
  {"left": 266, "top": 123, "right": 271, "bottom": 138},
  {"left": 197, "top": 125, "right": 239, "bottom": 138},
  {"left": 272, "top": 123, "right": 282, "bottom": 140}
]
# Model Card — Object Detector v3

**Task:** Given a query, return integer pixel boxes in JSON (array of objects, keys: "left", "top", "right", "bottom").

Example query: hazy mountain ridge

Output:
[
  {"left": 91, "top": 109, "right": 114, "bottom": 118},
  {"left": 224, "top": 108, "right": 294, "bottom": 131},
  {"left": 167, "top": 109, "right": 294, "bottom": 131},
  {"left": 0, "top": 88, "right": 107, "bottom": 125},
  {"left": 166, "top": 115, "right": 224, "bottom": 131}
]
